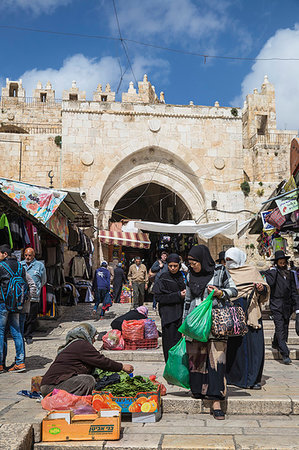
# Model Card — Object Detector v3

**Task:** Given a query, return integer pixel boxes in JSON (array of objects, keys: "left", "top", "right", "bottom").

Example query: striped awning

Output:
[{"left": 99, "top": 231, "right": 151, "bottom": 249}]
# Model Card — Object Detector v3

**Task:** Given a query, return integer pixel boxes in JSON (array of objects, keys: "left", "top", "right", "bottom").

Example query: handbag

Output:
[
  {"left": 265, "top": 207, "right": 286, "bottom": 229},
  {"left": 211, "top": 303, "right": 248, "bottom": 338}
]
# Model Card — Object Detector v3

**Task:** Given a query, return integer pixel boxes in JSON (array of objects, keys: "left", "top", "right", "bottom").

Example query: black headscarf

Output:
[
  {"left": 188, "top": 245, "right": 215, "bottom": 298},
  {"left": 167, "top": 253, "right": 180, "bottom": 264}
]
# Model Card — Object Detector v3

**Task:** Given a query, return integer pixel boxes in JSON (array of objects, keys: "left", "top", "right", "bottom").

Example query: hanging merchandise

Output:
[
  {"left": 8, "top": 214, "right": 30, "bottom": 249},
  {"left": 264, "top": 208, "right": 286, "bottom": 229},
  {"left": 272, "top": 236, "right": 287, "bottom": 253},
  {"left": 0, "top": 213, "right": 13, "bottom": 247},
  {"left": 70, "top": 255, "right": 89, "bottom": 279},
  {"left": 46, "top": 211, "right": 69, "bottom": 243}
]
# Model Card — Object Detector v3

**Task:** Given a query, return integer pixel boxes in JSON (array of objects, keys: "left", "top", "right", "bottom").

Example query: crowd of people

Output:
[
  {"left": 91, "top": 245, "right": 299, "bottom": 420},
  {"left": 1, "top": 239, "right": 299, "bottom": 422}
]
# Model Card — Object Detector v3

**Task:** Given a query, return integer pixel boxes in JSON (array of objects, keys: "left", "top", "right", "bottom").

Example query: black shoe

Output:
[
  {"left": 283, "top": 356, "right": 292, "bottom": 365},
  {"left": 25, "top": 338, "right": 33, "bottom": 345},
  {"left": 250, "top": 383, "right": 262, "bottom": 390},
  {"left": 212, "top": 409, "right": 225, "bottom": 420}
]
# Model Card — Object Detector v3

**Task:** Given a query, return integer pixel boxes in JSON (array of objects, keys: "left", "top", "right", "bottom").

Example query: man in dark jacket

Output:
[
  {"left": 264, "top": 250, "right": 299, "bottom": 365},
  {"left": 113, "top": 263, "right": 126, "bottom": 303},
  {"left": 0, "top": 244, "right": 28, "bottom": 373},
  {"left": 92, "top": 261, "right": 111, "bottom": 318}
]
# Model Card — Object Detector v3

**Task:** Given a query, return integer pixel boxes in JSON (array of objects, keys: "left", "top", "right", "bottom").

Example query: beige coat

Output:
[
  {"left": 228, "top": 265, "right": 270, "bottom": 329},
  {"left": 128, "top": 264, "right": 148, "bottom": 284}
]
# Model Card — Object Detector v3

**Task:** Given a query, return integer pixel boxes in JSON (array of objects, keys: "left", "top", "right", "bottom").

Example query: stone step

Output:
[
  {"left": 0, "top": 423, "right": 33, "bottom": 449},
  {"left": 103, "top": 344, "right": 299, "bottom": 362}
]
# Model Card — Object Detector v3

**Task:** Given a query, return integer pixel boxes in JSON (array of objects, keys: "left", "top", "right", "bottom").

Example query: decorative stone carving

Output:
[
  {"left": 214, "top": 158, "right": 225, "bottom": 170},
  {"left": 149, "top": 119, "right": 161, "bottom": 132},
  {"left": 81, "top": 152, "right": 94, "bottom": 166}
]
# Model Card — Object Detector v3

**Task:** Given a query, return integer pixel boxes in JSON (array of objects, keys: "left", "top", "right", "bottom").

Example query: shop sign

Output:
[
  {"left": 276, "top": 193, "right": 298, "bottom": 216},
  {"left": 261, "top": 210, "right": 275, "bottom": 231}
]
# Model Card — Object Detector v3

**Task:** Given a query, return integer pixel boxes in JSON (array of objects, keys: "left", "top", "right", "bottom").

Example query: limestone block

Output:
[
  {"left": 161, "top": 434, "right": 235, "bottom": 449},
  {"left": 234, "top": 434, "right": 299, "bottom": 450}
]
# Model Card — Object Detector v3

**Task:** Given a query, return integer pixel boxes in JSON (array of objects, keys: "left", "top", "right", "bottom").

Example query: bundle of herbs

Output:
[{"left": 93, "top": 368, "right": 157, "bottom": 397}]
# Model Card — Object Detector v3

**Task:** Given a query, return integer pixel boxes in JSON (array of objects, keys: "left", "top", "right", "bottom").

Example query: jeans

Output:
[
  {"left": 0, "top": 303, "right": 25, "bottom": 365},
  {"left": 94, "top": 289, "right": 109, "bottom": 316}
]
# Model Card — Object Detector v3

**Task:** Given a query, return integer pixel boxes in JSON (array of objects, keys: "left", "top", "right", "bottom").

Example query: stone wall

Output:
[{"left": 0, "top": 75, "right": 297, "bottom": 264}]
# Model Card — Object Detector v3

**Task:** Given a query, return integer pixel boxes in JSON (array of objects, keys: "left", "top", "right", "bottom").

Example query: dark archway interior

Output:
[{"left": 111, "top": 183, "right": 191, "bottom": 224}]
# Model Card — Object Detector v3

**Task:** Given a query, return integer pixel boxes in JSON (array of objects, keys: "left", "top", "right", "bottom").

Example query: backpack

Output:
[{"left": 0, "top": 261, "right": 29, "bottom": 312}]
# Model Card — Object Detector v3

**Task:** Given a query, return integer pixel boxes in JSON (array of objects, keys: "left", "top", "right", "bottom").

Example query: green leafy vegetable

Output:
[{"left": 93, "top": 369, "right": 156, "bottom": 397}]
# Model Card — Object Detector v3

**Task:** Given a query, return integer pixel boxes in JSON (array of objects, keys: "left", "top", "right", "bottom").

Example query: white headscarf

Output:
[{"left": 225, "top": 247, "right": 247, "bottom": 269}]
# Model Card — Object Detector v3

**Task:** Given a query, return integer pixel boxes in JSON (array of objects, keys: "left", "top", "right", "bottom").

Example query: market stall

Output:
[{"left": 0, "top": 177, "right": 94, "bottom": 314}]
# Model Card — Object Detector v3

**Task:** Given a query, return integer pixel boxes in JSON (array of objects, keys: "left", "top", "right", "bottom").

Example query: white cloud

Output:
[
  {"left": 14, "top": 53, "right": 169, "bottom": 100},
  {"left": 233, "top": 24, "right": 299, "bottom": 130},
  {"left": 0, "top": 0, "right": 71, "bottom": 14},
  {"left": 110, "top": 0, "right": 230, "bottom": 44}
]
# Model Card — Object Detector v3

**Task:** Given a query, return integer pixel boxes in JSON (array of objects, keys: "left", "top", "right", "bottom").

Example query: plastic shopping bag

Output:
[
  {"left": 122, "top": 319, "right": 145, "bottom": 340},
  {"left": 144, "top": 319, "right": 159, "bottom": 339},
  {"left": 102, "top": 330, "right": 125, "bottom": 350},
  {"left": 163, "top": 338, "right": 190, "bottom": 389},
  {"left": 41, "top": 389, "right": 92, "bottom": 411},
  {"left": 178, "top": 290, "right": 214, "bottom": 342}
]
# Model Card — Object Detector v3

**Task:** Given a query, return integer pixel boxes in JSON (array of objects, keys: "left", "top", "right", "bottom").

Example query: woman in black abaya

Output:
[{"left": 153, "top": 254, "right": 186, "bottom": 362}]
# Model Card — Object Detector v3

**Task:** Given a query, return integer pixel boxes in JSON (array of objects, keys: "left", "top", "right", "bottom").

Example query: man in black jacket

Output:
[
  {"left": 0, "top": 244, "right": 28, "bottom": 373},
  {"left": 112, "top": 263, "right": 126, "bottom": 303},
  {"left": 264, "top": 250, "right": 299, "bottom": 365}
]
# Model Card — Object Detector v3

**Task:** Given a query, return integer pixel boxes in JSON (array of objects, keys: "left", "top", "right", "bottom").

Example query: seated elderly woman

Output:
[
  {"left": 110, "top": 306, "right": 148, "bottom": 331},
  {"left": 40, "top": 323, "right": 133, "bottom": 396}
]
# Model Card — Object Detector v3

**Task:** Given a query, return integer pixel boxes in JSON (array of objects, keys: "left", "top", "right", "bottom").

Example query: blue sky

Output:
[{"left": 1, "top": 0, "right": 299, "bottom": 130}]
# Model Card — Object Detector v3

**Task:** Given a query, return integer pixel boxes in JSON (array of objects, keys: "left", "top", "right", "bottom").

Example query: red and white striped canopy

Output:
[{"left": 98, "top": 230, "right": 151, "bottom": 249}]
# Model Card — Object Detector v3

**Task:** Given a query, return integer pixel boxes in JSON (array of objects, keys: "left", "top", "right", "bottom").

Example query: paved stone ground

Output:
[{"left": 1, "top": 302, "right": 299, "bottom": 449}]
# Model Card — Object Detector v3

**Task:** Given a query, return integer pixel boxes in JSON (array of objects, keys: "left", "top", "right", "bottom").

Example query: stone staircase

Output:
[{"left": 101, "top": 309, "right": 299, "bottom": 417}]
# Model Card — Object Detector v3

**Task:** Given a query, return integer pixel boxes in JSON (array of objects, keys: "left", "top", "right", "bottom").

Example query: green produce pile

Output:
[{"left": 93, "top": 368, "right": 157, "bottom": 397}]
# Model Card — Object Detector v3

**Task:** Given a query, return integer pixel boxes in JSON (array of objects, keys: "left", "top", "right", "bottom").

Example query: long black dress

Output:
[
  {"left": 113, "top": 266, "right": 126, "bottom": 303},
  {"left": 226, "top": 297, "right": 265, "bottom": 388},
  {"left": 153, "top": 270, "right": 185, "bottom": 362}
]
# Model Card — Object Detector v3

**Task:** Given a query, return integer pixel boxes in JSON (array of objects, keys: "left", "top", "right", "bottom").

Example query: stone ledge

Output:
[
  {"left": 163, "top": 396, "right": 292, "bottom": 415},
  {"left": 161, "top": 434, "right": 235, "bottom": 449},
  {"left": 0, "top": 423, "right": 33, "bottom": 450}
]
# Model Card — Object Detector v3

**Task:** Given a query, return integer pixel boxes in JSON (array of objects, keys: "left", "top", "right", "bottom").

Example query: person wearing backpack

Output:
[{"left": 0, "top": 244, "right": 29, "bottom": 373}]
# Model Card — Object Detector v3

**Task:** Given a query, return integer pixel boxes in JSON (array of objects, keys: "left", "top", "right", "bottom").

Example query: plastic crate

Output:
[{"left": 124, "top": 338, "right": 158, "bottom": 350}]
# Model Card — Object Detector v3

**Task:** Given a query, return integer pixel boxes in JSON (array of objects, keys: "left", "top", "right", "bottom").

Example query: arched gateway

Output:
[{"left": 98, "top": 146, "right": 205, "bottom": 228}]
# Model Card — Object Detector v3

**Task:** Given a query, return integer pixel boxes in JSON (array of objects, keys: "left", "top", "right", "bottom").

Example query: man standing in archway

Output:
[{"left": 128, "top": 256, "right": 148, "bottom": 308}]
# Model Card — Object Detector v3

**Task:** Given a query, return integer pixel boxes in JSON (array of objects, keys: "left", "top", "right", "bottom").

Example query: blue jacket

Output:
[
  {"left": 93, "top": 267, "right": 111, "bottom": 291},
  {"left": 21, "top": 258, "right": 46, "bottom": 300}
]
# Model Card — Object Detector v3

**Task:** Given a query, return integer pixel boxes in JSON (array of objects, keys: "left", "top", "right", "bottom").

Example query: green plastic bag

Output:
[
  {"left": 178, "top": 290, "right": 214, "bottom": 342},
  {"left": 163, "top": 337, "right": 190, "bottom": 389}
]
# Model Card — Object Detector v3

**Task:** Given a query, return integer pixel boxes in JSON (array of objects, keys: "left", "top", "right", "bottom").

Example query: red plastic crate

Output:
[{"left": 124, "top": 338, "right": 158, "bottom": 350}]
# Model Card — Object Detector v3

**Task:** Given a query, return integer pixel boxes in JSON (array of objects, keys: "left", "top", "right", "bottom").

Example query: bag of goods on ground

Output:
[
  {"left": 41, "top": 389, "right": 93, "bottom": 411},
  {"left": 163, "top": 337, "right": 190, "bottom": 389},
  {"left": 144, "top": 319, "right": 158, "bottom": 339},
  {"left": 122, "top": 319, "right": 145, "bottom": 340},
  {"left": 102, "top": 330, "right": 125, "bottom": 350}
]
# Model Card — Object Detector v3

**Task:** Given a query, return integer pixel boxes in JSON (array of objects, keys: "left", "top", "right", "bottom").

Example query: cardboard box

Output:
[
  {"left": 93, "top": 389, "right": 161, "bottom": 413},
  {"left": 42, "top": 410, "right": 120, "bottom": 442}
]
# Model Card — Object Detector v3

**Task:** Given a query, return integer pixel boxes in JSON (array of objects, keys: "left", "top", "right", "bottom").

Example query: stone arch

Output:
[{"left": 98, "top": 147, "right": 205, "bottom": 228}]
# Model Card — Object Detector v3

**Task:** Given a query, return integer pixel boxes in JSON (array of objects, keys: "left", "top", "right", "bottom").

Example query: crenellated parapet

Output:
[
  {"left": 93, "top": 83, "right": 115, "bottom": 102},
  {"left": 62, "top": 80, "right": 86, "bottom": 102},
  {"left": 122, "top": 74, "right": 164, "bottom": 104}
]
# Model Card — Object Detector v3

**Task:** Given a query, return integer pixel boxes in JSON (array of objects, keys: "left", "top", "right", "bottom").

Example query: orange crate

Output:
[
  {"left": 124, "top": 338, "right": 158, "bottom": 350},
  {"left": 42, "top": 410, "right": 120, "bottom": 442}
]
